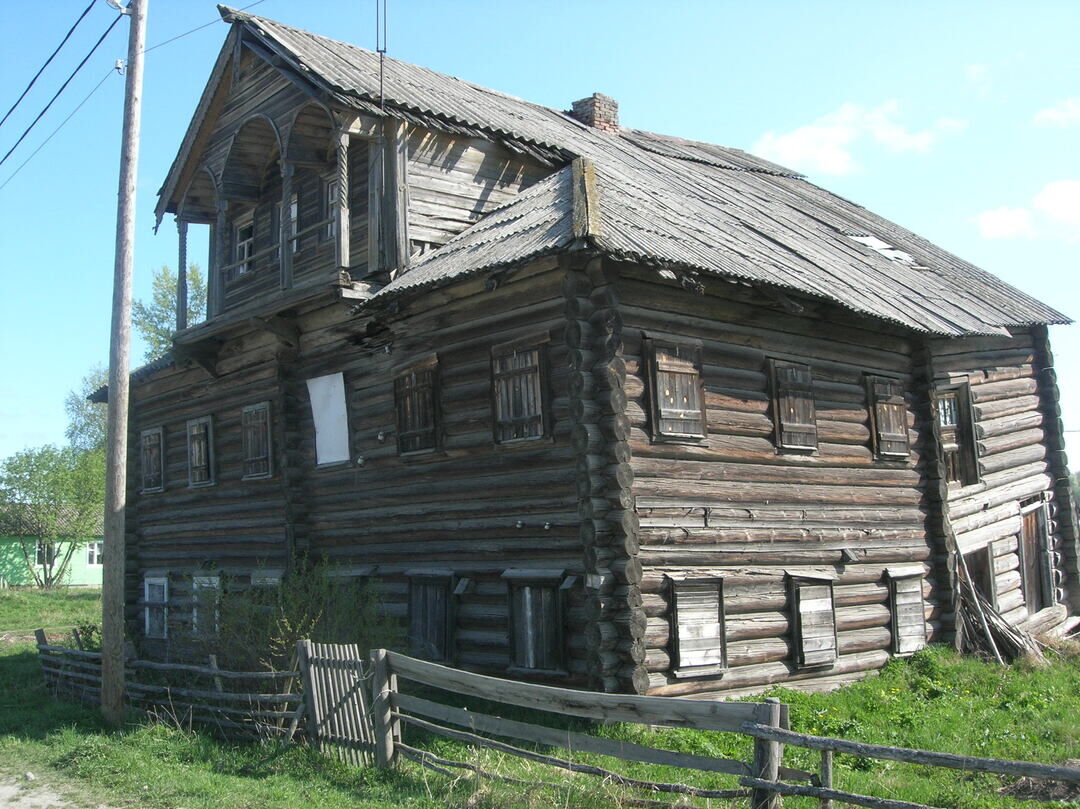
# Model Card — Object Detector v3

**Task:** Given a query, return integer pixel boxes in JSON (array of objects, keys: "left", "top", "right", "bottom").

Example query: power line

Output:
[
  {"left": 143, "top": 0, "right": 269, "bottom": 54},
  {"left": 0, "top": 0, "right": 97, "bottom": 131},
  {"left": 0, "top": 13, "right": 124, "bottom": 169}
]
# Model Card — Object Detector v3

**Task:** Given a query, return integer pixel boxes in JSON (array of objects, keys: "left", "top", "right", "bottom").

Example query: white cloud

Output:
[
  {"left": 1033, "top": 180, "right": 1080, "bottom": 228},
  {"left": 970, "top": 207, "right": 1035, "bottom": 239},
  {"left": 752, "top": 101, "right": 967, "bottom": 176},
  {"left": 1033, "top": 98, "right": 1080, "bottom": 127}
]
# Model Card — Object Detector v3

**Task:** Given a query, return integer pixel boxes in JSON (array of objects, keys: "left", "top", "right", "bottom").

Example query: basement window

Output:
[
  {"left": 770, "top": 360, "right": 818, "bottom": 451},
  {"left": 646, "top": 339, "right": 706, "bottom": 440},
  {"left": 192, "top": 575, "right": 220, "bottom": 635},
  {"left": 242, "top": 402, "right": 272, "bottom": 479},
  {"left": 788, "top": 575, "right": 837, "bottom": 669},
  {"left": 670, "top": 577, "right": 726, "bottom": 678},
  {"left": 395, "top": 356, "right": 439, "bottom": 454},
  {"left": 935, "top": 385, "right": 978, "bottom": 485},
  {"left": 140, "top": 427, "right": 164, "bottom": 493},
  {"left": 503, "top": 569, "right": 566, "bottom": 674},
  {"left": 867, "top": 376, "right": 910, "bottom": 459},
  {"left": 886, "top": 570, "right": 925, "bottom": 656},
  {"left": 407, "top": 570, "right": 452, "bottom": 662},
  {"left": 492, "top": 338, "right": 548, "bottom": 443},
  {"left": 144, "top": 576, "right": 169, "bottom": 639},
  {"left": 187, "top": 417, "right": 215, "bottom": 486}
]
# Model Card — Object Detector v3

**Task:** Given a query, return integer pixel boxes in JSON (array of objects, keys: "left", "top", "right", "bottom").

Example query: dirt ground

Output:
[{"left": 0, "top": 773, "right": 116, "bottom": 809}]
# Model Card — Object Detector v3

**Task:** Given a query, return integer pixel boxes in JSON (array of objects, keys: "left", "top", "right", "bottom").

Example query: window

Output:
[
  {"left": 306, "top": 373, "right": 350, "bottom": 465},
  {"left": 646, "top": 340, "right": 706, "bottom": 439},
  {"left": 36, "top": 541, "right": 56, "bottom": 567},
  {"left": 395, "top": 357, "right": 439, "bottom": 454},
  {"left": 144, "top": 576, "right": 168, "bottom": 639},
  {"left": 87, "top": 541, "right": 104, "bottom": 566},
  {"left": 670, "top": 578, "right": 726, "bottom": 678},
  {"left": 1019, "top": 498, "right": 1055, "bottom": 613},
  {"left": 192, "top": 575, "right": 220, "bottom": 635},
  {"left": 492, "top": 341, "right": 547, "bottom": 443},
  {"left": 886, "top": 570, "right": 925, "bottom": 656},
  {"left": 233, "top": 210, "right": 254, "bottom": 276},
  {"left": 288, "top": 191, "right": 299, "bottom": 253},
  {"left": 788, "top": 575, "right": 837, "bottom": 669},
  {"left": 187, "top": 416, "right": 215, "bottom": 486},
  {"left": 962, "top": 546, "right": 996, "bottom": 609},
  {"left": 242, "top": 402, "right": 272, "bottom": 479},
  {"left": 322, "top": 178, "right": 337, "bottom": 241},
  {"left": 140, "top": 427, "right": 164, "bottom": 492},
  {"left": 408, "top": 571, "right": 452, "bottom": 662},
  {"left": 935, "top": 385, "right": 978, "bottom": 485},
  {"left": 503, "top": 569, "right": 565, "bottom": 673},
  {"left": 866, "top": 376, "right": 909, "bottom": 459},
  {"left": 770, "top": 360, "right": 817, "bottom": 451}
]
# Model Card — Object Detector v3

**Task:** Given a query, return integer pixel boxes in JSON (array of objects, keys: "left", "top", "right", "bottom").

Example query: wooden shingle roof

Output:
[{"left": 203, "top": 7, "right": 1071, "bottom": 337}]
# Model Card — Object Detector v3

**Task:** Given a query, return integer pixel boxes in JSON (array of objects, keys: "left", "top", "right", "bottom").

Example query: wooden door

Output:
[{"left": 1020, "top": 510, "right": 1046, "bottom": 614}]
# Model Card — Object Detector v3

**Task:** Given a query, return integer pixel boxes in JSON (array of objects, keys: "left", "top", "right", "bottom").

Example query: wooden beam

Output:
[
  {"left": 385, "top": 119, "right": 410, "bottom": 276},
  {"left": 248, "top": 315, "right": 300, "bottom": 347},
  {"left": 280, "top": 163, "right": 294, "bottom": 289},
  {"left": 172, "top": 341, "right": 220, "bottom": 377},
  {"left": 176, "top": 219, "right": 188, "bottom": 331},
  {"left": 334, "top": 130, "right": 350, "bottom": 271}
]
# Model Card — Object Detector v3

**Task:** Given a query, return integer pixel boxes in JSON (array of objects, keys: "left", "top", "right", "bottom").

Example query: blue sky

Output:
[{"left": 0, "top": 0, "right": 1076, "bottom": 464}]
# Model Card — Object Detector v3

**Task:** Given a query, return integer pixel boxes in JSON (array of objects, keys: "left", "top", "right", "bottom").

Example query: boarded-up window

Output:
[
  {"left": 144, "top": 576, "right": 168, "bottom": 639},
  {"left": 887, "top": 572, "right": 925, "bottom": 656},
  {"left": 671, "top": 579, "right": 726, "bottom": 677},
  {"left": 789, "top": 576, "right": 837, "bottom": 668},
  {"left": 306, "top": 373, "right": 350, "bottom": 465},
  {"left": 771, "top": 360, "right": 818, "bottom": 451},
  {"left": 503, "top": 569, "right": 564, "bottom": 672},
  {"left": 408, "top": 573, "right": 451, "bottom": 662},
  {"left": 395, "top": 357, "right": 439, "bottom": 454},
  {"left": 647, "top": 340, "right": 706, "bottom": 439},
  {"left": 935, "top": 386, "right": 978, "bottom": 485},
  {"left": 492, "top": 345, "right": 546, "bottom": 443},
  {"left": 187, "top": 417, "right": 214, "bottom": 486},
  {"left": 140, "top": 427, "right": 164, "bottom": 492},
  {"left": 242, "top": 402, "right": 272, "bottom": 478},
  {"left": 867, "top": 376, "right": 909, "bottom": 459},
  {"left": 192, "top": 575, "right": 220, "bottom": 635}
]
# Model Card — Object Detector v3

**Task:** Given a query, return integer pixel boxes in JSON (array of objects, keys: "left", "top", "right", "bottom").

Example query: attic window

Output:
[{"left": 846, "top": 233, "right": 929, "bottom": 270}]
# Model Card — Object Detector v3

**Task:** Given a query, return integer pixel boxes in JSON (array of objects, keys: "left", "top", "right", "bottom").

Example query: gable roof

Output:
[
  {"left": 171, "top": 7, "right": 1070, "bottom": 338},
  {"left": 0, "top": 503, "right": 104, "bottom": 538}
]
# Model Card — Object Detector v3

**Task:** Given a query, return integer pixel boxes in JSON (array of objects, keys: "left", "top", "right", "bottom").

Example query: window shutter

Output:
[
  {"left": 869, "top": 377, "right": 909, "bottom": 458},
  {"left": 395, "top": 361, "right": 438, "bottom": 454},
  {"left": 672, "top": 579, "right": 725, "bottom": 676},
  {"left": 492, "top": 347, "right": 545, "bottom": 443},
  {"left": 789, "top": 576, "right": 836, "bottom": 668},
  {"left": 242, "top": 403, "right": 271, "bottom": 478},
  {"left": 503, "top": 569, "right": 564, "bottom": 672},
  {"left": 772, "top": 361, "right": 818, "bottom": 450},
  {"left": 887, "top": 572, "right": 925, "bottom": 656},
  {"left": 409, "top": 577, "right": 450, "bottom": 661},
  {"left": 649, "top": 341, "right": 706, "bottom": 439}
]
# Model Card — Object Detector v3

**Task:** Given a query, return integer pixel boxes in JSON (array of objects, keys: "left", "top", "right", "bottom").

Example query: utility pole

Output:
[{"left": 101, "top": 0, "right": 148, "bottom": 727}]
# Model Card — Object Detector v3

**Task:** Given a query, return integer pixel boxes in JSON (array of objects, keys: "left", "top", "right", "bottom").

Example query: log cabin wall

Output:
[
  {"left": 927, "top": 327, "right": 1077, "bottom": 633},
  {"left": 614, "top": 265, "right": 934, "bottom": 698}
]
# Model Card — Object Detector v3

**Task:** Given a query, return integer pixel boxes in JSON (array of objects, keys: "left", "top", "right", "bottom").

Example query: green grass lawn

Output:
[
  {"left": 0, "top": 586, "right": 102, "bottom": 633},
  {"left": 1, "top": 629, "right": 1077, "bottom": 808}
]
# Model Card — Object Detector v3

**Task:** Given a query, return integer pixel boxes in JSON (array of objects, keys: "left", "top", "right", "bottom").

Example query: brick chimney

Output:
[{"left": 569, "top": 93, "right": 619, "bottom": 133}]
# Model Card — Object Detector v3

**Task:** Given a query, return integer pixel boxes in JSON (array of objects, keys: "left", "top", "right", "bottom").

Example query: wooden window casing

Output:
[
  {"left": 887, "top": 572, "right": 925, "bottom": 656},
  {"left": 186, "top": 417, "right": 215, "bottom": 487},
  {"left": 670, "top": 578, "right": 726, "bottom": 678},
  {"left": 788, "top": 576, "right": 837, "bottom": 669},
  {"left": 867, "top": 376, "right": 910, "bottom": 459},
  {"left": 192, "top": 575, "right": 220, "bottom": 635},
  {"left": 144, "top": 576, "right": 168, "bottom": 639},
  {"left": 242, "top": 402, "right": 272, "bottom": 479},
  {"left": 86, "top": 541, "right": 103, "bottom": 566},
  {"left": 492, "top": 343, "right": 548, "bottom": 444},
  {"left": 140, "top": 427, "right": 164, "bottom": 493},
  {"left": 770, "top": 360, "right": 818, "bottom": 451},
  {"left": 935, "top": 386, "right": 978, "bottom": 485},
  {"left": 503, "top": 569, "right": 565, "bottom": 674},
  {"left": 646, "top": 340, "right": 706, "bottom": 440},
  {"left": 395, "top": 357, "right": 439, "bottom": 454},
  {"left": 408, "top": 572, "right": 452, "bottom": 663}
]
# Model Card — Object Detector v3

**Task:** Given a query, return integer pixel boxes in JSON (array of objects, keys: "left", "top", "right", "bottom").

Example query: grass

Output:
[
  {"left": 0, "top": 586, "right": 102, "bottom": 634},
  {"left": 1, "top": 610, "right": 1077, "bottom": 809}
]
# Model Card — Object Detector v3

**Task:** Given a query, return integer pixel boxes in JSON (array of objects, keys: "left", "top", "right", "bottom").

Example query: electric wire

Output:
[
  {"left": 0, "top": 0, "right": 97, "bottom": 131},
  {"left": 0, "top": 13, "right": 123, "bottom": 169},
  {"left": 143, "top": 0, "right": 268, "bottom": 54}
]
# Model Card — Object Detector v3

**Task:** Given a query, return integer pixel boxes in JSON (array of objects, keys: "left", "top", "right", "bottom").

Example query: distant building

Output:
[{"left": 0, "top": 504, "right": 103, "bottom": 588}]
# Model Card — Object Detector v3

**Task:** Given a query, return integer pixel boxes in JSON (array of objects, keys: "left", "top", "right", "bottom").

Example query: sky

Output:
[{"left": 0, "top": 0, "right": 1077, "bottom": 466}]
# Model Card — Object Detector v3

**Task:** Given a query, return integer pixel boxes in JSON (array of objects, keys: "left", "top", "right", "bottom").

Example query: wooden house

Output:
[{"left": 116, "top": 6, "right": 1077, "bottom": 696}]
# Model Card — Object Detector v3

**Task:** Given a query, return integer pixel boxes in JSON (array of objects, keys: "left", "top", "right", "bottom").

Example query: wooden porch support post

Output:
[
  {"left": 383, "top": 119, "right": 409, "bottom": 276},
  {"left": 370, "top": 648, "right": 398, "bottom": 768},
  {"left": 750, "top": 697, "right": 782, "bottom": 809},
  {"left": 280, "top": 162, "right": 295, "bottom": 290},
  {"left": 176, "top": 218, "right": 188, "bottom": 331},
  {"left": 334, "top": 131, "right": 350, "bottom": 272},
  {"left": 366, "top": 129, "right": 384, "bottom": 279}
]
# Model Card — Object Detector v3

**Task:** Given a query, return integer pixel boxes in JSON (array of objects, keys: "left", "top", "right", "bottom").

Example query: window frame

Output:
[
  {"left": 885, "top": 570, "right": 925, "bottom": 656},
  {"left": 288, "top": 191, "right": 299, "bottom": 254},
  {"left": 322, "top": 177, "right": 337, "bottom": 242},
  {"left": 502, "top": 569, "right": 567, "bottom": 676},
  {"left": 192, "top": 575, "right": 220, "bottom": 635},
  {"left": 669, "top": 577, "right": 726, "bottom": 678},
  {"left": 242, "top": 401, "right": 273, "bottom": 480},
  {"left": 35, "top": 540, "right": 56, "bottom": 567},
  {"left": 934, "top": 383, "right": 978, "bottom": 486},
  {"left": 233, "top": 208, "right": 255, "bottom": 277},
  {"left": 144, "top": 576, "right": 169, "bottom": 639},
  {"left": 866, "top": 374, "right": 910, "bottom": 460},
  {"left": 491, "top": 336, "right": 550, "bottom": 445},
  {"left": 394, "top": 355, "right": 440, "bottom": 456},
  {"left": 140, "top": 426, "right": 164, "bottom": 493},
  {"left": 86, "top": 541, "right": 104, "bottom": 567},
  {"left": 186, "top": 416, "right": 215, "bottom": 487},
  {"left": 770, "top": 359, "right": 818, "bottom": 452},
  {"left": 645, "top": 338, "right": 707, "bottom": 442},
  {"left": 788, "top": 574, "right": 838, "bottom": 669},
  {"left": 406, "top": 569, "right": 454, "bottom": 663}
]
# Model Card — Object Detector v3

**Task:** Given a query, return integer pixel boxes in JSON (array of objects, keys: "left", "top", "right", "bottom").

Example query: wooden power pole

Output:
[{"left": 101, "top": 0, "right": 148, "bottom": 726}]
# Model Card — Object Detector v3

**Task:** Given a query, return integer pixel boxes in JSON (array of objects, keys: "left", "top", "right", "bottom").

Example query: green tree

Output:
[
  {"left": 64, "top": 364, "right": 109, "bottom": 452},
  {"left": 132, "top": 264, "right": 207, "bottom": 361},
  {"left": 0, "top": 445, "right": 105, "bottom": 588}
]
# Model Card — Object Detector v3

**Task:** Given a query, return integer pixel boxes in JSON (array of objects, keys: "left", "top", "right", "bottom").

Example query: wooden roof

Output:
[{"left": 164, "top": 7, "right": 1070, "bottom": 337}]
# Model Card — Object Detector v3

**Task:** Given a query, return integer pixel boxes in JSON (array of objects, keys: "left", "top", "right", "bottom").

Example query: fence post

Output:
[
  {"left": 296, "top": 639, "right": 317, "bottom": 745},
  {"left": 750, "top": 697, "right": 782, "bottom": 809},
  {"left": 819, "top": 749, "right": 834, "bottom": 809},
  {"left": 370, "top": 648, "right": 397, "bottom": 768}
]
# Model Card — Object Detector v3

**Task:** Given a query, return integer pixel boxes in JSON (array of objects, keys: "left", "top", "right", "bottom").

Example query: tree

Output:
[
  {"left": 0, "top": 445, "right": 105, "bottom": 588},
  {"left": 132, "top": 264, "right": 207, "bottom": 361},
  {"left": 64, "top": 364, "right": 109, "bottom": 452}
]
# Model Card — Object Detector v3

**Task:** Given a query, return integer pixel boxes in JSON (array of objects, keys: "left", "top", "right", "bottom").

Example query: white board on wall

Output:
[{"left": 306, "top": 372, "right": 350, "bottom": 465}]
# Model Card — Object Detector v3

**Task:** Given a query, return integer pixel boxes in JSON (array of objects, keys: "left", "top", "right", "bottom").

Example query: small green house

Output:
[{"left": 0, "top": 505, "right": 103, "bottom": 588}]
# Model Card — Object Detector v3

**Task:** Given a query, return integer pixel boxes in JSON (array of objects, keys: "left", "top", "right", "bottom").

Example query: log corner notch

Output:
[{"left": 564, "top": 253, "right": 648, "bottom": 694}]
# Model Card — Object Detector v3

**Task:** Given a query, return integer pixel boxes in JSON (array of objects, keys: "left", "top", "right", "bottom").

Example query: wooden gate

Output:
[{"left": 297, "top": 640, "right": 375, "bottom": 766}]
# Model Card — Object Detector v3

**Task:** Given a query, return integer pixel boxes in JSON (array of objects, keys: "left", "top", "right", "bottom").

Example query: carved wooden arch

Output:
[
  {"left": 284, "top": 102, "right": 337, "bottom": 166},
  {"left": 221, "top": 114, "right": 282, "bottom": 202},
  {"left": 176, "top": 165, "right": 220, "bottom": 224}
]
